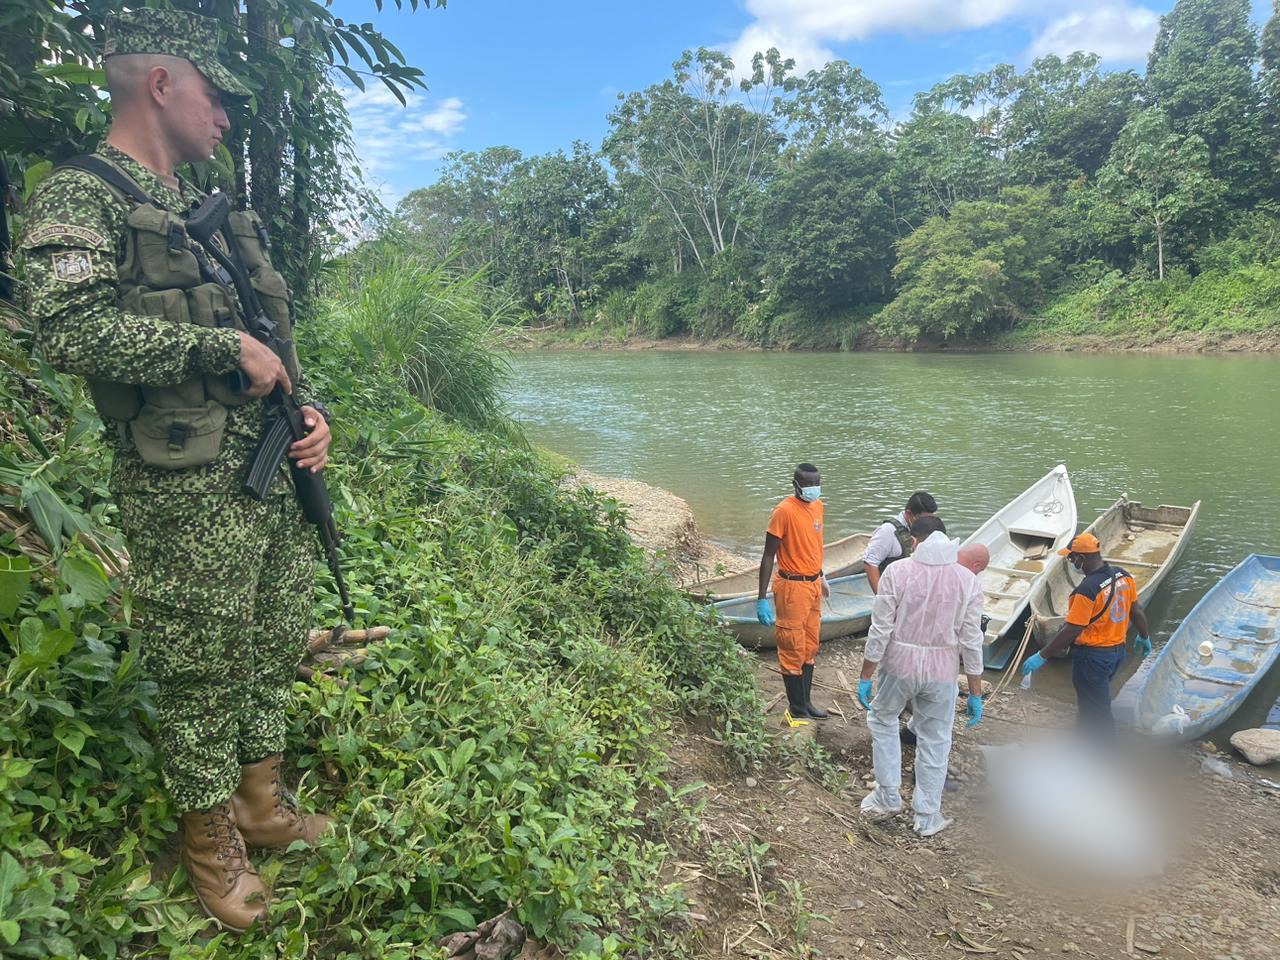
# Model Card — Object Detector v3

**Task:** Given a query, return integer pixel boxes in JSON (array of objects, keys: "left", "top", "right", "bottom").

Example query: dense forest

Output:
[{"left": 400, "top": 0, "right": 1280, "bottom": 348}]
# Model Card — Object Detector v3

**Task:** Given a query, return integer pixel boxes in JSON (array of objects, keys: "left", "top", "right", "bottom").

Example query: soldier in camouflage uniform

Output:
[{"left": 19, "top": 10, "right": 333, "bottom": 932}]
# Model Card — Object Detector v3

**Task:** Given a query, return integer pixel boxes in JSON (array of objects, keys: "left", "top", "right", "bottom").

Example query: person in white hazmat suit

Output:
[{"left": 856, "top": 517, "right": 986, "bottom": 836}]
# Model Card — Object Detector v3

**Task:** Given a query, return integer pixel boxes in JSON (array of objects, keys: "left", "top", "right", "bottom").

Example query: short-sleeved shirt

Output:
[
  {"left": 767, "top": 496, "right": 824, "bottom": 577},
  {"left": 1066, "top": 564, "right": 1137, "bottom": 647},
  {"left": 863, "top": 511, "right": 909, "bottom": 571}
]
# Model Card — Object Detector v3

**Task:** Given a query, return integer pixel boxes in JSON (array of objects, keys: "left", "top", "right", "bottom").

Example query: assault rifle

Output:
[{"left": 186, "top": 192, "right": 354, "bottom": 622}]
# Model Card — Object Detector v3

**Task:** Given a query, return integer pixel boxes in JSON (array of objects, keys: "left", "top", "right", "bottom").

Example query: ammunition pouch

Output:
[{"left": 57, "top": 157, "right": 291, "bottom": 470}]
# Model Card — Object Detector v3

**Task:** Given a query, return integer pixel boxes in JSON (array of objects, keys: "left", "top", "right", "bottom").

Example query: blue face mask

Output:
[{"left": 798, "top": 485, "right": 822, "bottom": 502}]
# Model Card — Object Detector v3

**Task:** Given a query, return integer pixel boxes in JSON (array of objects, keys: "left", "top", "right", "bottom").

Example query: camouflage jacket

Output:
[{"left": 19, "top": 144, "right": 315, "bottom": 495}]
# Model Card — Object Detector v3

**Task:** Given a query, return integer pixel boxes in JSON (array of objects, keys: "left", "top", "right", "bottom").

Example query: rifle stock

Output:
[{"left": 187, "top": 193, "right": 354, "bottom": 622}]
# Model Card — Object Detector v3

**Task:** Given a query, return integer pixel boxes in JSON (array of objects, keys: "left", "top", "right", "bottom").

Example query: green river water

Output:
[{"left": 506, "top": 350, "right": 1280, "bottom": 726}]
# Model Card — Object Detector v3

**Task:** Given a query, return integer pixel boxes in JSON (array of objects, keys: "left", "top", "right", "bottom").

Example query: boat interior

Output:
[
  {"left": 1137, "top": 556, "right": 1280, "bottom": 728},
  {"left": 1038, "top": 502, "right": 1196, "bottom": 620}
]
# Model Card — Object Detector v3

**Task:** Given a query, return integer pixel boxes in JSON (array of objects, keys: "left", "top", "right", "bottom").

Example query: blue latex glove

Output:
[
  {"left": 1135, "top": 635, "right": 1153, "bottom": 658},
  {"left": 1021, "top": 652, "right": 1047, "bottom": 676},
  {"left": 857, "top": 678, "right": 874, "bottom": 709},
  {"left": 756, "top": 598, "right": 776, "bottom": 626},
  {"left": 966, "top": 694, "right": 984, "bottom": 728}
]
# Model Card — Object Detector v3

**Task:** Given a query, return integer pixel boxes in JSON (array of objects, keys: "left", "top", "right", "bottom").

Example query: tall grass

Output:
[{"left": 325, "top": 243, "right": 515, "bottom": 429}]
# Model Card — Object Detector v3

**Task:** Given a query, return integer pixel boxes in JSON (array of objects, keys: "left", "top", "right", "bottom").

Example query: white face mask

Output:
[{"left": 798, "top": 485, "right": 821, "bottom": 502}]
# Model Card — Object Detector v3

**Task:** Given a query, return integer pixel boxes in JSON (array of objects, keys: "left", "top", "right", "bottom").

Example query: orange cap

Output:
[{"left": 1059, "top": 532, "right": 1101, "bottom": 556}]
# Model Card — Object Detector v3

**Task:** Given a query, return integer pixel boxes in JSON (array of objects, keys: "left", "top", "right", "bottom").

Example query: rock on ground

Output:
[{"left": 1230, "top": 727, "right": 1280, "bottom": 766}]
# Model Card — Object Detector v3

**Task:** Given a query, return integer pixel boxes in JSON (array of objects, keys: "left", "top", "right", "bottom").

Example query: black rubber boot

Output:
[
  {"left": 801, "top": 664, "right": 829, "bottom": 719},
  {"left": 783, "top": 674, "right": 809, "bottom": 722}
]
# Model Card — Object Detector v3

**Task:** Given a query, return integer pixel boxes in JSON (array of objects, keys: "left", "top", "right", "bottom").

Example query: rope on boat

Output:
[
  {"left": 989, "top": 613, "right": 1038, "bottom": 702},
  {"left": 1033, "top": 497, "right": 1065, "bottom": 515}
]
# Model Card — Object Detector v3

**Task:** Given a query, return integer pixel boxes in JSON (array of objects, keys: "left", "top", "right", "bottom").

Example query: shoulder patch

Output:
[
  {"left": 50, "top": 250, "right": 96, "bottom": 284},
  {"left": 25, "top": 222, "right": 109, "bottom": 250}
]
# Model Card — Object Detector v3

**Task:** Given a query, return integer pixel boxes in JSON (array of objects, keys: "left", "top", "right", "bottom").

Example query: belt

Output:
[{"left": 777, "top": 570, "right": 822, "bottom": 582}]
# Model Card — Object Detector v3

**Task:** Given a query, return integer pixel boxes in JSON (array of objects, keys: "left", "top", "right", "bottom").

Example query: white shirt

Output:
[
  {"left": 865, "top": 531, "right": 986, "bottom": 682},
  {"left": 864, "top": 511, "right": 909, "bottom": 570}
]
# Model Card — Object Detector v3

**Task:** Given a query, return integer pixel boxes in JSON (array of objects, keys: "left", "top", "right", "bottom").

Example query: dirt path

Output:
[{"left": 663, "top": 637, "right": 1280, "bottom": 960}]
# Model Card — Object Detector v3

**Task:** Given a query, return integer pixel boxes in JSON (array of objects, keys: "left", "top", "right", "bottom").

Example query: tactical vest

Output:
[
  {"left": 875, "top": 516, "right": 914, "bottom": 574},
  {"left": 62, "top": 155, "right": 299, "bottom": 469}
]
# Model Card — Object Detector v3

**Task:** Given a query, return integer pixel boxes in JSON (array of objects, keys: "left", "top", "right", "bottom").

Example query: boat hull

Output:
[
  {"left": 959, "top": 464, "right": 1078, "bottom": 666},
  {"left": 1134, "top": 554, "right": 1280, "bottom": 742},
  {"left": 1030, "top": 498, "right": 1201, "bottom": 650},
  {"left": 688, "top": 532, "right": 870, "bottom": 602},
  {"left": 712, "top": 572, "right": 875, "bottom": 649}
]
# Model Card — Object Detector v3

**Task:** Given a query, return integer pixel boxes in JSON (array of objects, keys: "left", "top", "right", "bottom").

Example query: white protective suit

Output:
[{"left": 860, "top": 531, "right": 985, "bottom": 836}]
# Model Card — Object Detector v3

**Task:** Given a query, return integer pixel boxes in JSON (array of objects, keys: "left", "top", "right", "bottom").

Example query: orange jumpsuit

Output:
[{"left": 766, "top": 496, "right": 824, "bottom": 676}]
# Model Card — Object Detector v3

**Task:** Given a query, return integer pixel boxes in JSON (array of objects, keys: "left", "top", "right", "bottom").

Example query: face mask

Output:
[{"left": 798, "top": 485, "right": 821, "bottom": 502}]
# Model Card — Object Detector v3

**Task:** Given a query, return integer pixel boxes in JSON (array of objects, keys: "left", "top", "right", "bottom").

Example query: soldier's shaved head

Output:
[
  {"left": 957, "top": 544, "right": 989, "bottom": 575},
  {"left": 105, "top": 54, "right": 199, "bottom": 104}
]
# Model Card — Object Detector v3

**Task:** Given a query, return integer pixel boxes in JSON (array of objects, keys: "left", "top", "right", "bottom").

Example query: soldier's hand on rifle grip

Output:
[
  {"left": 290, "top": 407, "right": 331, "bottom": 473},
  {"left": 237, "top": 331, "right": 292, "bottom": 397}
]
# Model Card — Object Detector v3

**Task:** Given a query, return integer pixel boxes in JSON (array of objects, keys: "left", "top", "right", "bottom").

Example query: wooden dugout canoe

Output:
[
  {"left": 1132, "top": 554, "right": 1280, "bottom": 742},
  {"left": 711, "top": 571, "right": 875, "bottom": 649},
  {"left": 960, "top": 464, "right": 1078, "bottom": 667},
  {"left": 687, "top": 531, "right": 871, "bottom": 603},
  {"left": 1029, "top": 497, "right": 1201, "bottom": 649}
]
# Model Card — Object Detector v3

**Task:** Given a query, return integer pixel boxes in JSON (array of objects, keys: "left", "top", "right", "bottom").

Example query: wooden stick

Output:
[
  {"left": 297, "top": 664, "right": 349, "bottom": 689},
  {"left": 308, "top": 624, "right": 392, "bottom": 654}
]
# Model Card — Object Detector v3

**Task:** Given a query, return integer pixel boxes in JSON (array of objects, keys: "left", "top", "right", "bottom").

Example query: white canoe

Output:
[
  {"left": 962, "top": 464, "right": 1077, "bottom": 657},
  {"left": 688, "top": 532, "right": 871, "bottom": 603},
  {"left": 711, "top": 572, "right": 875, "bottom": 649},
  {"left": 1029, "top": 497, "right": 1200, "bottom": 649}
]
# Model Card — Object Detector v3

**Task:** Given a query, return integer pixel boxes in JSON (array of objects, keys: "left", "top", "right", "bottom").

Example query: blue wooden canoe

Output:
[
  {"left": 712, "top": 572, "right": 875, "bottom": 649},
  {"left": 1133, "top": 555, "right": 1280, "bottom": 742}
]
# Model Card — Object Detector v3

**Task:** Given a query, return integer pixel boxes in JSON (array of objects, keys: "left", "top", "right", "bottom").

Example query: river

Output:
[{"left": 506, "top": 349, "right": 1280, "bottom": 729}]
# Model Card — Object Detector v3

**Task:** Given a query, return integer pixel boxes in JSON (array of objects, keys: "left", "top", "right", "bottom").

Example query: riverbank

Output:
[
  {"left": 507, "top": 323, "right": 1280, "bottom": 354},
  {"left": 584, "top": 469, "right": 1280, "bottom": 960},
  {"left": 571, "top": 469, "right": 753, "bottom": 586}
]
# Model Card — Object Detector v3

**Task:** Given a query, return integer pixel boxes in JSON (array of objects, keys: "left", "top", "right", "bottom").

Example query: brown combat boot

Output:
[
  {"left": 231, "top": 754, "right": 333, "bottom": 850},
  {"left": 180, "top": 803, "right": 269, "bottom": 932}
]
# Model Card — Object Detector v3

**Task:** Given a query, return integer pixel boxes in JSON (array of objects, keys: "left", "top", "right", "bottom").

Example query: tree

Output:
[
  {"left": 1096, "top": 109, "right": 1225, "bottom": 279},
  {"left": 1146, "top": 0, "right": 1267, "bottom": 203},
  {"left": 500, "top": 143, "right": 616, "bottom": 321},
  {"left": 1004, "top": 53, "right": 1145, "bottom": 183},
  {"left": 773, "top": 60, "right": 888, "bottom": 156},
  {"left": 874, "top": 187, "right": 1063, "bottom": 340},
  {"left": 887, "top": 110, "right": 1003, "bottom": 224},
  {"left": 398, "top": 146, "right": 524, "bottom": 276},
  {"left": 761, "top": 144, "right": 895, "bottom": 312},
  {"left": 604, "top": 47, "right": 787, "bottom": 271}
]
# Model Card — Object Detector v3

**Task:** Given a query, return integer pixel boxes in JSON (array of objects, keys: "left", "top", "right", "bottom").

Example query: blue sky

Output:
[{"left": 330, "top": 0, "right": 1274, "bottom": 203}]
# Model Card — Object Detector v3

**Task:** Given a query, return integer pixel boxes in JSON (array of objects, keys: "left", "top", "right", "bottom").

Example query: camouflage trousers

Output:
[{"left": 118, "top": 490, "right": 315, "bottom": 812}]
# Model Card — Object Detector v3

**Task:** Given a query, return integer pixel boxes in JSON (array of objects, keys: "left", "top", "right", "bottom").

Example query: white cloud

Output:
[
  {"left": 1028, "top": 4, "right": 1161, "bottom": 63},
  {"left": 726, "top": 1, "right": 1167, "bottom": 73},
  {"left": 342, "top": 85, "right": 467, "bottom": 200},
  {"left": 726, "top": 22, "right": 836, "bottom": 74}
]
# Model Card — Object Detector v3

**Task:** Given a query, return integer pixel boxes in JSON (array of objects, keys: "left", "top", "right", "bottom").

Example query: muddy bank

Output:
[
  {"left": 666, "top": 639, "right": 1280, "bottom": 960},
  {"left": 506, "top": 324, "right": 1280, "bottom": 355},
  {"left": 571, "top": 469, "right": 752, "bottom": 586}
]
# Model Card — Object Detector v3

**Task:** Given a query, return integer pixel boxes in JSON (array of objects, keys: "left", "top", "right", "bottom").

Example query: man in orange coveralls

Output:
[{"left": 756, "top": 463, "right": 830, "bottom": 723}]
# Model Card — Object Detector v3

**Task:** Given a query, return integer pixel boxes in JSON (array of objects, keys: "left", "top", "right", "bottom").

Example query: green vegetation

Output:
[
  {"left": 0, "top": 253, "right": 770, "bottom": 956},
  {"left": 397, "top": 0, "right": 1280, "bottom": 348}
]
